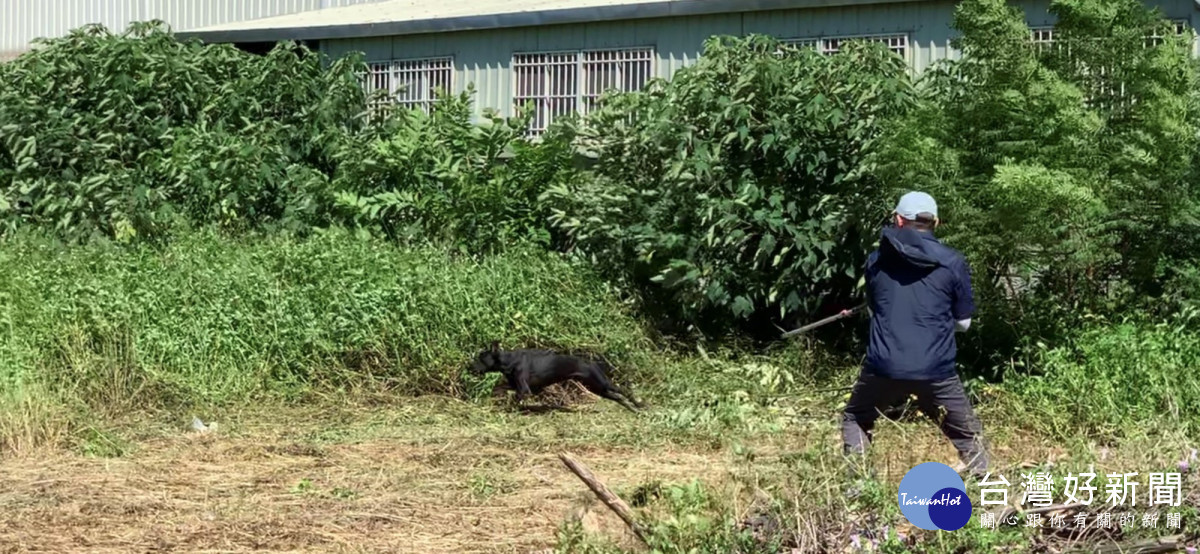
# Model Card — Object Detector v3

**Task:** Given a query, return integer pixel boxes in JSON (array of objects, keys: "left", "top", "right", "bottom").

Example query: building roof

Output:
[{"left": 178, "top": 0, "right": 921, "bottom": 43}]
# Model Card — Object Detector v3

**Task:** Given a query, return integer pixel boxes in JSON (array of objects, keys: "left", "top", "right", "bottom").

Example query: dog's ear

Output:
[{"left": 490, "top": 340, "right": 500, "bottom": 353}]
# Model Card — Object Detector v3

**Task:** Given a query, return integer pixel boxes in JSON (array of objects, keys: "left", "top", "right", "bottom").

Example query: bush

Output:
[
  {"left": 543, "top": 35, "right": 919, "bottom": 336},
  {"left": 0, "top": 228, "right": 652, "bottom": 412},
  {"left": 331, "top": 88, "right": 577, "bottom": 254},
  {"left": 0, "top": 21, "right": 368, "bottom": 242},
  {"left": 876, "top": 0, "right": 1200, "bottom": 373}
]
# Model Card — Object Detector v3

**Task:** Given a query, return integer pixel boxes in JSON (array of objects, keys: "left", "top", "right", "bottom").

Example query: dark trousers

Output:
[{"left": 841, "top": 371, "right": 989, "bottom": 475}]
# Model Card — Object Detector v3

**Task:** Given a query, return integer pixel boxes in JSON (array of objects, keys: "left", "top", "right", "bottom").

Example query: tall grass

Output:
[
  {"left": 0, "top": 228, "right": 656, "bottom": 451},
  {"left": 1009, "top": 310, "right": 1200, "bottom": 440}
]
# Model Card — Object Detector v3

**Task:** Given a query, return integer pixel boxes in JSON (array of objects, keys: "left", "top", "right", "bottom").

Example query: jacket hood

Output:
[{"left": 879, "top": 226, "right": 941, "bottom": 269}]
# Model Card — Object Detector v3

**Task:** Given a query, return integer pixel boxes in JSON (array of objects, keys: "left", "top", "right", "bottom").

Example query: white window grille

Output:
[
  {"left": 582, "top": 49, "right": 654, "bottom": 114},
  {"left": 1032, "top": 20, "right": 1191, "bottom": 51},
  {"left": 513, "top": 48, "right": 654, "bottom": 135},
  {"left": 1030, "top": 27, "right": 1060, "bottom": 55},
  {"left": 1030, "top": 27, "right": 1056, "bottom": 43},
  {"left": 775, "top": 38, "right": 819, "bottom": 57},
  {"left": 393, "top": 57, "right": 454, "bottom": 110},
  {"left": 357, "top": 56, "right": 453, "bottom": 117},
  {"left": 820, "top": 34, "right": 909, "bottom": 58},
  {"left": 1028, "top": 20, "right": 1194, "bottom": 109},
  {"left": 780, "top": 38, "right": 820, "bottom": 50},
  {"left": 361, "top": 62, "right": 395, "bottom": 116},
  {"left": 513, "top": 52, "right": 579, "bottom": 135},
  {"left": 1146, "top": 19, "right": 1192, "bottom": 48}
]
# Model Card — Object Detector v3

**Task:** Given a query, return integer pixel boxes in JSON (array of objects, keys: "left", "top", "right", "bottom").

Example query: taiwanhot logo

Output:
[{"left": 897, "top": 462, "right": 974, "bottom": 531}]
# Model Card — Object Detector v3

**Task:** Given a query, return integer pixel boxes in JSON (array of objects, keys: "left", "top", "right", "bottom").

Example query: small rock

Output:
[{"left": 191, "top": 416, "right": 212, "bottom": 433}]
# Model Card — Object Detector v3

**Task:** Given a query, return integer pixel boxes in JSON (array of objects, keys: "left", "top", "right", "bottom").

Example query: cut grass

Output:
[{"left": 0, "top": 391, "right": 1195, "bottom": 554}]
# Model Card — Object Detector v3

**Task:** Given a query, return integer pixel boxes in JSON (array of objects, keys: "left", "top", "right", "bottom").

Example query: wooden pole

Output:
[
  {"left": 1067, "top": 535, "right": 1184, "bottom": 554},
  {"left": 780, "top": 303, "right": 867, "bottom": 339},
  {"left": 558, "top": 452, "right": 650, "bottom": 546}
]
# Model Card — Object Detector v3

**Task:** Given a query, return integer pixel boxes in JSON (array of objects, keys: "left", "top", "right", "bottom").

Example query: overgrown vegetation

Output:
[
  {"left": 0, "top": 22, "right": 366, "bottom": 241},
  {"left": 543, "top": 36, "right": 918, "bottom": 334},
  {"left": 0, "top": 229, "right": 650, "bottom": 428},
  {"left": 332, "top": 88, "right": 578, "bottom": 254},
  {"left": 2, "top": 0, "right": 1200, "bottom": 551},
  {"left": 878, "top": 0, "right": 1200, "bottom": 374}
]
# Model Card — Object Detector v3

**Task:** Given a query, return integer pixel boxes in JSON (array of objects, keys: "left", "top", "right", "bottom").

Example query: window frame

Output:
[
  {"left": 358, "top": 55, "right": 455, "bottom": 117},
  {"left": 511, "top": 46, "right": 656, "bottom": 136},
  {"left": 779, "top": 33, "right": 911, "bottom": 63}
]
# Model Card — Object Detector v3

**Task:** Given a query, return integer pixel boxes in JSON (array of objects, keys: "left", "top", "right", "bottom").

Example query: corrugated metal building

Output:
[
  {"left": 12, "top": 0, "right": 1200, "bottom": 131},
  {"left": 0, "top": 0, "right": 387, "bottom": 59},
  {"left": 176, "top": 0, "right": 1200, "bottom": 133}
]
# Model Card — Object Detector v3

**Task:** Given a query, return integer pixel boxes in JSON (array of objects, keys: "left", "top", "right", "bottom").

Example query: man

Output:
[{"left": 841, "top": 191, "right": 989, "bottom": 478}]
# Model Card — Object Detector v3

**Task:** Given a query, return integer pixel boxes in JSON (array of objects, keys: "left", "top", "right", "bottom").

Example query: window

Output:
[
  {"left": 1146, "top": 19, "right": 1192, "bottom": 48},
  {"left": 513, "top": 48, "right": 654, "bottom": 135},
  {"left": 821, "top": 34, "right": 909, "bottom": 58},
  {"left": 1028, "top": 20, "right": 1194, "bottom": 109},
  {"left": 1031, "top": 20, "right": 1191, "bottom": 51},
  {"left": 781, "top": 38, "right": 819, "bottom": 49},
  {"left": 362, "top": 62, "right": 395, "bottom": 116},
  {"left": 775, "top": 38, "right": 818, "bottom": 57},
  {"left": 1030, "top": 26, "right": 1057, "bottom": 54},
  {"left": 779, "top": 38, "right": 819, "bottom": 50},
  {"left": 778, "top": 34, "right": 909, "bottom": 60},
  {"left": 358, "top": 56, "right": 453, "bottom": 117},
  {"left": 582, "top": 49, "right": 654, "bottom": 115},
  {"left": 513, "top": 52, "right": 579, "bottom": 135}
]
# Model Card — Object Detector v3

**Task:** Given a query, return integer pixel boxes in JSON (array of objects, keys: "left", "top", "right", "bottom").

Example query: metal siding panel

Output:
[
  {"left": 2, "top": 0, "right": 389, "bottom": 52},
  {"left": 390, "top": 34, "right": 445, "bottom": 60}
]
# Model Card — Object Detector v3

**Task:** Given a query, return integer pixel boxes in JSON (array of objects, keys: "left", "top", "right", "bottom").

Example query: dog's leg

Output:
[
  {"left": 605, "top": 389, "right": 642, "bottom": 414},
  {"left": 593, "top": 360, "right": 645, "bottom": 410},
  {"left": 581, "top": 373, "right": 641, "bottom": 413},
  {"left": 513, "top": 370, "right": 533, "bottom": 405},
  {"left": 611, "top": 385, "right": 645, "bottom": 410}
]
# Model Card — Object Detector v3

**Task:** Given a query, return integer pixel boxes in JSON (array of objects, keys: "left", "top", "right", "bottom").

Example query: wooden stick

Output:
[
  {"left": 1067, "top": 534, "right": 1184, "bottom": 554},
  {"left": 780, "top": 303, "right": 868, "bottom": 339},
  {"left": 558, "top": 452, "right": 650, "bottom": 546}
]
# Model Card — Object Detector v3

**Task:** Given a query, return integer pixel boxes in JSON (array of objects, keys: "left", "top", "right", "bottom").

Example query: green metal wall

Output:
[{"left": 321, "top": 0, "right": 1198, "bottom": 120}]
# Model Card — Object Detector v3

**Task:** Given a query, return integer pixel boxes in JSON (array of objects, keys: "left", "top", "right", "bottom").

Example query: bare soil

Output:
[{"left": 0, "top": 399, "right": 758, "bottom": 553}]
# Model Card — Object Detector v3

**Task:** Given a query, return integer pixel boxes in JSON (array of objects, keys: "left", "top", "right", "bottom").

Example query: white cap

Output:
[{"left": 894, "top": 191, "right": 938, "bottom": 220}]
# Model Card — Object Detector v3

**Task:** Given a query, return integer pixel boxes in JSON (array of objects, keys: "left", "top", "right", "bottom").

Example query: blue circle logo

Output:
[{"left": 897, "top": 462, "right": 973, "bottom": 531}]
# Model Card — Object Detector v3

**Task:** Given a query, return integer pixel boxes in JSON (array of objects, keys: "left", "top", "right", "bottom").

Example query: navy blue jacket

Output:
[{"left": 863, "top": 226, "right": 975, "bottom": 381}]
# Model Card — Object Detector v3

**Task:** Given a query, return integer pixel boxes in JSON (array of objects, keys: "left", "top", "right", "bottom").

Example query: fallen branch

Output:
[
  {"left": 1067, "top": 534, "right": 1185, "bottom": 554},
  {"left": 557, "top": 452, "right": 649, "bottom": 546}
]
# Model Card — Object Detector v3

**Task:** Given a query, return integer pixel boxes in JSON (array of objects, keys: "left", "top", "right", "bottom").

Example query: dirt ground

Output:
[
  {"left": 0, "top": 399, "right": 767, "bottom": 554},
  {"left": 2, "top": 395, "right": 1192, "bottom": 554}
]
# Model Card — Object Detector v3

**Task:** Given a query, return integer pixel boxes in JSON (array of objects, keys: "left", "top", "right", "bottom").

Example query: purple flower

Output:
[
  {"left": 1184, "top": 547, "right": 1195, "bottom": 554},
  {"left": 850, "top": 533, "right": 861, "bottom": 549}
]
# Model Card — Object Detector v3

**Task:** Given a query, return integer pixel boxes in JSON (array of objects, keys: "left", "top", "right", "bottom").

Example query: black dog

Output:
[{"left": 469, "top": 342, "right": 643, "bottom": 413}]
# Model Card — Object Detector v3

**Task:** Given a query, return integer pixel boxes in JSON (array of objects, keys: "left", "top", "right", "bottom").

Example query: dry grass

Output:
[
  {"left": 0, "top": 394, "right": 1194, "bottom": 554},
  {"left": 0, "top": 398, "right": 775, "bottom": 554}
]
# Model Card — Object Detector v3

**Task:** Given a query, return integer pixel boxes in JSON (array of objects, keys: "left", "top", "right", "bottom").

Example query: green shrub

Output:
[
  {"left": 877, "top": 0, "right": 1200, "bottom": 373},
  {"left": 0, "top": 228, "right": 651, "bottom": 410},
  {"left": 0, "top": 21, "right": 367, "bottom": 242},
  {"left": 331, "top": 88, "right": 577, "bottom": 254},
  {"left": 543, "top": 34, "right": 918, "bottom": 335}
]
